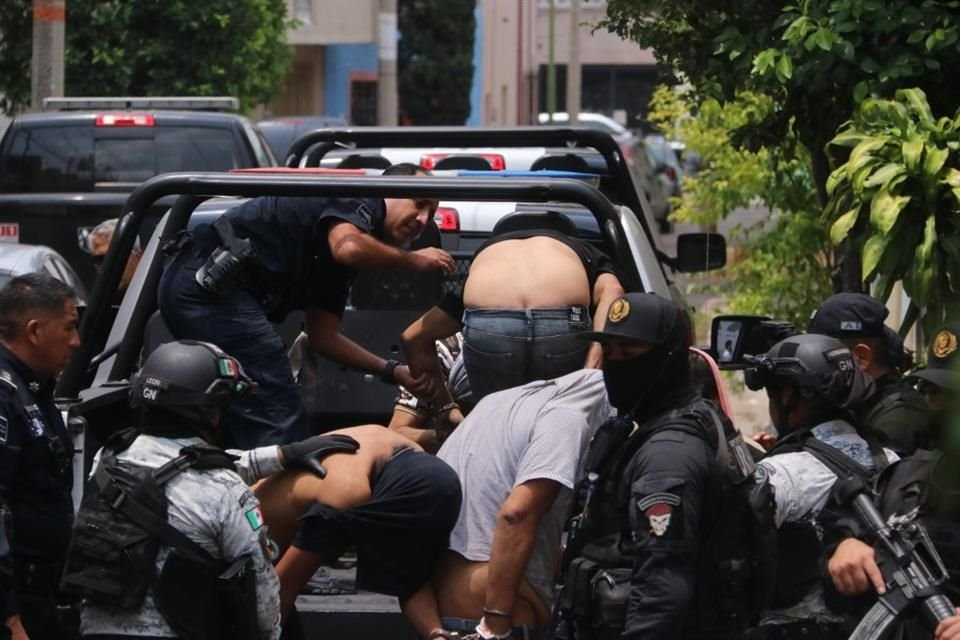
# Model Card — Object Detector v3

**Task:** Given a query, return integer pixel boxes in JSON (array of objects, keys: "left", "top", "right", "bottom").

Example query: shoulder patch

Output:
[
  {"left": 0, "top": 370, "right": 17, "bottom": 392},
  {"left": 237, "top": 489, "right": 258, "bottom": 510},
  {"left": 244, "top": 505, "right": 265, "bottom": 531}
]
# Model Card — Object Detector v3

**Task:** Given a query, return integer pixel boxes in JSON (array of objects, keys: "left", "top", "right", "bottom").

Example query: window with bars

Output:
[{"left": 350, "top": 80, "right": 378, "bottom": 126}]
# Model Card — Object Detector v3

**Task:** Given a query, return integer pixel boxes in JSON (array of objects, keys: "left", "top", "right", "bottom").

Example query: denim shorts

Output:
[{"left": 461, "top": 305, "right": 590, "bottom": 402}]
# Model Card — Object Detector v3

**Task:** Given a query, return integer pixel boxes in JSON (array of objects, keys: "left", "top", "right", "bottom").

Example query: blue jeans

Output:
[
  {"left": 461, "top": 306, "right": 590, "bottom": 402},
  {"left": 157, "top": 250, "right": 307, "bottom": 449}
]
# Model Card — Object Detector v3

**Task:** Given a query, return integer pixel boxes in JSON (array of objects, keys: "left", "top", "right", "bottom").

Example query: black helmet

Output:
[
  {"left": 744, "top": 333, "right": 857, "bottom": 408},
  {"left": 131, "top": 340, "right": 257, "bottom": 426}
]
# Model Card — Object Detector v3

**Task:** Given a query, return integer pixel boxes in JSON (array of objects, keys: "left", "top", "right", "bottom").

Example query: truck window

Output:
[{"left": 1, "top": 125, "right": 242, "bottom": 192}]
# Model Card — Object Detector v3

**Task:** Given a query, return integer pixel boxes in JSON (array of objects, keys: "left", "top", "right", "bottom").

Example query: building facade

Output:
[{"left": 267, "top": 0, "right": 656, "bottom": 128}]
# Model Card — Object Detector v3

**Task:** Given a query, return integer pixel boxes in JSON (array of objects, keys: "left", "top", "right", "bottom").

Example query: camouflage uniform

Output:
[
  {"left": 80, "top": 434, "right": 281, "bottom": 639},
  {"left": 754, "top": 419, "right": 897, "bottom": 627}
]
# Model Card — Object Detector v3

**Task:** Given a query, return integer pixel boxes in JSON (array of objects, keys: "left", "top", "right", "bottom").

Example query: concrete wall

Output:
[
  {"left": 477, "top": 1, "right": 537, "bottom": 126},
  {"left": 532, "top": 2, "right": 655, "bottom": 66},
  {"left": 284, "top": 0, "right": 377, "bottom": 44}
]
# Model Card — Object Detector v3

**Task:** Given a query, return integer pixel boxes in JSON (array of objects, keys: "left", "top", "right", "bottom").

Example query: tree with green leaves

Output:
[
  {"left": 398, "top": 0, "right": 475, "bottom": 125},
  {"left": 603, "top": 1, "right": 960, "bottom": 199},
  {"left": 602, "top": 0, "right": 960, "bottom": 293},
  {"left": 825, "top": 88, "right": 960, "bottom": 337},
  {"left": 0, "top": 0, "right": 293, "bottom": 114},
  {"left": 649, "top": 86, "right": 833, "bottom": 329}
]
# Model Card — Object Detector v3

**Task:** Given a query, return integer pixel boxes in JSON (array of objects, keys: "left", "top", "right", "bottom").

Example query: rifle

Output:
[
  {"left": 804, "top": 440, "right": 954, "bottom": 639},
  {"left": 836, "top": 475, "right": 954, "bottom": 639}
]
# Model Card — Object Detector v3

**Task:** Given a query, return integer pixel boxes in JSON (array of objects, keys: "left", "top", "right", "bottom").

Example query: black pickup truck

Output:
[{"left": 0, "top": 97, "right": 276, "bottom": 288}]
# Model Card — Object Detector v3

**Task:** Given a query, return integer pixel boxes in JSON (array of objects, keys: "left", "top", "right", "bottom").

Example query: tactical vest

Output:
[
  {"left": 554, "top": 399, "right": 772, "bottom": 640},
  {"left": 61, "top": 428, "right": 260, "bottom": 640},
  {"left": 762, "top": 430, "right": 889, "bottom": 609}
]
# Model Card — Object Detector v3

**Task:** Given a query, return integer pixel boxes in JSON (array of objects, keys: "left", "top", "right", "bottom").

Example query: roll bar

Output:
[
  {"left": 58, "top": 173, "right": 634, "bottom": 397},
  {"left": 281, "top": 126, "right": 654, "bottom": 239}
]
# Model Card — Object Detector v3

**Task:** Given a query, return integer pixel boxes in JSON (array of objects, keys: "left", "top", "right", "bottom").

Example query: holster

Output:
[{"left": 195, "top": 217, "right": 255, "bottom": 294}]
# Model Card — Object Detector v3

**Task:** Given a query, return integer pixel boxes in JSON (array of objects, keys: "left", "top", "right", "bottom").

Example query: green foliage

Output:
[
  {"left": 601, "top": 1, "right": 960, "bottom": 191},
  {"left": 649, "top": 86, "right": 832, "bottom": 328},
  {"left": 0, "top": 0, "right": 293, "bottom": 114},
  {"left": 719, "top": 211, "right": 836, "bottom": 330},
  {"left": 398, "top": 0, "right": 475, "bottom": 125},
  {"left": 825, "top": 88, "right": 960, "bottom": 337}
]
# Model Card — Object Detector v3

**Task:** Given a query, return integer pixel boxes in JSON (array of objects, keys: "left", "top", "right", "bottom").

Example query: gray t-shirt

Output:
[{"left": 438, "top": 369, "right": 613, "bottom": 604}]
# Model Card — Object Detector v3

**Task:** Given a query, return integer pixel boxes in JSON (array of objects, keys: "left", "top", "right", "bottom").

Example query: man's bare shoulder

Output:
[{"left": 329, "top": 424, "right": 423, "bottom": 456}]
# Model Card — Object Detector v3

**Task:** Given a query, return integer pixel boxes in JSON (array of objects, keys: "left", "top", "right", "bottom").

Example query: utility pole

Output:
[
  {"left": 546, "top": 0, "right": 556, "bottom": 122},
  {"left": 31, "top": 0, "right": 65, "bottom": 112},
  {"left": 377, "top": 0, "right": 398, "bottom": 126},
  {"left": 566, "top": 0, "right": 581, "bottom": 125}
]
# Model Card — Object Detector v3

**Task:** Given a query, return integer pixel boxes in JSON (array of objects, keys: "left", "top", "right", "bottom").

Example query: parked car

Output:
[
  {"left": 537, "top": 114, "right": 672, "bottom": 231},
  {"left": 58, "top": 169, "right": 726, "bottom": 638},
  {"left": 0, "top": 97, "right": 277, "bottom": 289},
  {"left": 257, "top": 116, "right": 350, "bottom": 161},
  {"left": 644, "top": 134, "right": 684, "bottom": 198},
  {"left": 0, "top": 243, "right": 88, "bottom": 304}
]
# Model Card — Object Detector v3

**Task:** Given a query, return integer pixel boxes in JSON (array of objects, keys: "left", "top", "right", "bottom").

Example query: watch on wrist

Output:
[{"left": 380, "top": 359, "right": 401, "bottom": 384}]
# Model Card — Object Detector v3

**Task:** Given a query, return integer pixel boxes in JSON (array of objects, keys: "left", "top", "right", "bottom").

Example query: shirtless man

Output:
[
  {"left": 404, "top": 368, "right": 613, "bottom": 640},
  {"left": 403, "top": 212, "right": 624, "bottom": 403},
  {"left": 253, "top": 425, "right": 461, "bottom": 620}
]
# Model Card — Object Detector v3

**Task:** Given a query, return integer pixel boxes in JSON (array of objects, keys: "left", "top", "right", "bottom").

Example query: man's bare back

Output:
[
  {"left": 464, "top": 236, "right": 591, "bottom": 309},
  {"left": 254, "top": 425, "right": 421, "bottom": 549}
]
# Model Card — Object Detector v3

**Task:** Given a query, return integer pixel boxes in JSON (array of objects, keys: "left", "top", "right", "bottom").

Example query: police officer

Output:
[
  {"left": 0, "top": 273, "right": 80, "bottom": 640},
  {"left": 72, "top": 340, "right": 347, "bottom": 640},
  {"left": 826, "top": 322, "right": 960, "bottom": 615},
  {"left": 743, "top": 333, "right": 896, "bottom": 639},
  {"left": 158, "top": 162, "right": 455, "bottom": 449},
  {"left": 556, "top": 293, "right": 756, "bottom": 640},
  {"left": 1, "top": 495, "right": 12, "bottom": 640},
  {"left": 808, "top": 293, "right": 931, "bottom": 453}
]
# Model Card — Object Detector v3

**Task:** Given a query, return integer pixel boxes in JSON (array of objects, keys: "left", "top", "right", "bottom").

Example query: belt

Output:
[
  {"left": 442, "top": 617, "right": 537, "bottom": 640},
  {"left": 745, "top": 620, "right": 845, "bottom": 640}
]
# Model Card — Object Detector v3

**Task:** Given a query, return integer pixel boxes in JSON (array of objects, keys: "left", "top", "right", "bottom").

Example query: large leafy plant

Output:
[{"left": 825, "top": 88, "right": 960, "bottom": 336}]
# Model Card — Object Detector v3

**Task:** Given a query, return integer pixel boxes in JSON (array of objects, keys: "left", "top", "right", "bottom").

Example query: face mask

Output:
[{"left": 602, "top": 348, "right": 671, "bottom": 414}]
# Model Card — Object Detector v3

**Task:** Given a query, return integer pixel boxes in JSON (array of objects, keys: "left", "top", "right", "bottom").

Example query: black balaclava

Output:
[{"left": 602, "top": 306, "right": 695, "bottom": 422}]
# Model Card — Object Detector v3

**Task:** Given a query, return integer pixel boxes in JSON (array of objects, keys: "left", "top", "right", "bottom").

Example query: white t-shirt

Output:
[{"left": 438, "top": 369, "right": 614, "bottom": 604}]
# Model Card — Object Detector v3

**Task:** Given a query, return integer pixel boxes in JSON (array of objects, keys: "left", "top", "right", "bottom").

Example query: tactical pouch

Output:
[
  {"left": 60, "top": 459, "right": 164, "bottom": 609},
  {"left": 154, "top": 552, "right": 258, "bottom": 640},
  {"left": 216, "top": 554, "right": 259, "bottom": 640},
  {"left": 590, "top": 568, "right": 630, "bottom": 640},
  {"left": 563, "top": 557, "right": 598, "bottom": 620}
]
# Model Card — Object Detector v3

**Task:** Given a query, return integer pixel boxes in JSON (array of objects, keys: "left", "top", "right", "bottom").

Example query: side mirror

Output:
[
  {"left": 710, "top": 314, "right": 797, "bottom": 370},
  {"left": 654, "top": 162, "right": 668, "bottom": 174},
  {"left": 674, "top": 233, "right": 726, "bottom": 273}
]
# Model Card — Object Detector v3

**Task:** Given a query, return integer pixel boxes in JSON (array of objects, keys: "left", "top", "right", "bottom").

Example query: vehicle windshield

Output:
[{"left": 1, "top": 125, "right": 242, "bottom": 191}]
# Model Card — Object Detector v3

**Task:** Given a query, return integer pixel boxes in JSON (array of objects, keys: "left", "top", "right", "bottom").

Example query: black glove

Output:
[{"left": 279, "top": 434, "right": 360, "bottom": 478}]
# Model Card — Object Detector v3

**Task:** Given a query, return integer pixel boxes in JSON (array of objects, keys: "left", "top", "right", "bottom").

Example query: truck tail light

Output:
[
  {"left": 96, "top": 114, "right": 155, "bottom": 127},
  {"left": 434, "top": 207, "right": 460, "bottom": 232},
  {"left": 420, "top": 153, "right": 506, "bottom": 171}
]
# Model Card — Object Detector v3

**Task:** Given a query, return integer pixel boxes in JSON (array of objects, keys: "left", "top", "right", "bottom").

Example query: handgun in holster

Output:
[{"left": 195, "top": 217, "right": 255, "bottom": 294}]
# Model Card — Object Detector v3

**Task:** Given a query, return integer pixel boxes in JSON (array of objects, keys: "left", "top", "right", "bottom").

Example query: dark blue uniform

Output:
[
  {"left": 0, "top": 344, "right": 74, "bottom": 640},
  {"left": 1, "top": 495, "right": 12, "bottom": 640},
  {"left": 158, "top": 196, "right": 387, "bottom": 449}
]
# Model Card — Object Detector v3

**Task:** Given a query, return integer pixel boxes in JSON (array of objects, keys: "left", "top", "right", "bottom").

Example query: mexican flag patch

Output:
[{"left": 245, "top": 506, "right": 265, "bottom": 531}]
